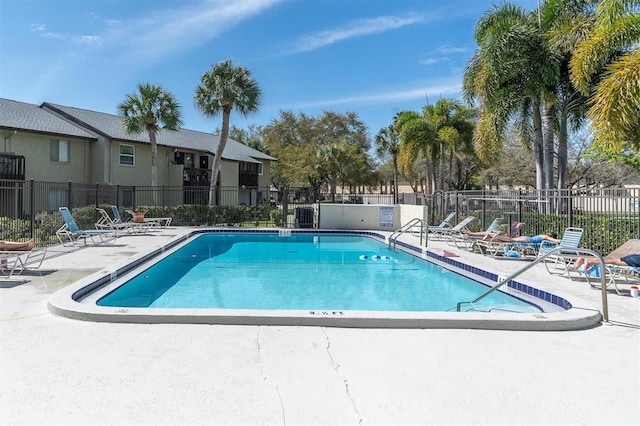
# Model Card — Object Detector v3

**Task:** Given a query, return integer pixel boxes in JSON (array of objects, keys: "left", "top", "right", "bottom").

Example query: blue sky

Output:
[{"left": 0, "top": 0, "right": 540, "bottom": 137}]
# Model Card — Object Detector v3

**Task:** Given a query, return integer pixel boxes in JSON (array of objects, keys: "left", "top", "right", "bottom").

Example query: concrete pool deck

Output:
[{"left": 1, "top": 227, "right": 639, "bottom": 425}]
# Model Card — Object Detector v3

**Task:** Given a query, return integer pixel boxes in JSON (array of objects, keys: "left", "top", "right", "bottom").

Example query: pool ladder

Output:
[
  {"left": 388, "top": 218, "right": 429, "bottom": 250},
  {"left": 455, "top": 247, "right": 611, "bottom": 322}
]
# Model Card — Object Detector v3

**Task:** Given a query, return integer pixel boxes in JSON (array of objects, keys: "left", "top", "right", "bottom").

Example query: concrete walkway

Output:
[{"left": 1, "top": 228, "right": 638, "bottom": 425}]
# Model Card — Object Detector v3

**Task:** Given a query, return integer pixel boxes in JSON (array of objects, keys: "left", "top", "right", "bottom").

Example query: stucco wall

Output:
[
  {"left": 318, "top": 204, "right": 399, "bottom": 230},
  {"left": 6, "top": 131, "right": 92, "bottom": 183},
  {"left": 318, "top": 203, "right": 427, "bottom": 231}
]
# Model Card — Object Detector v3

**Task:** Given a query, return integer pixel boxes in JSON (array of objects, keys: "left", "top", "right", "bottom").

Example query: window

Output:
[
  {"left": 240, "top": 161, "right": 260, "bottom": 174},
  {"left": 119, "top": 144, "right": 135, "bottom": 166},
  {"left": 50, "top": 140, "right": 69, "bottom": 163}
]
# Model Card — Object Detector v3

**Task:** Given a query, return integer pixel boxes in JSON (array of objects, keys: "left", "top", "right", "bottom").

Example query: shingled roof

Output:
[
  {"left": 0, "top": 98, "right": 276, "bottom": 164},
  {"left": 0, "top": 98, "right": 95, "bottom": 139},
  {"left": 41, "top": 102, "right": 276, "bottom": 164}
]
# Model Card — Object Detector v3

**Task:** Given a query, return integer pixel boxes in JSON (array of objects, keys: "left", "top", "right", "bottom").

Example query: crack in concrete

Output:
[
  {"left": 257, "top": 327, "right": 286, "bottom": 425},
  {"left": 322, "top": 327, "right": 363, "bottom": 425}
]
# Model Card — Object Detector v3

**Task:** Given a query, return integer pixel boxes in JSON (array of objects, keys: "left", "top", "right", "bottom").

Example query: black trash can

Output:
[{"left": 294, "top": 207, "right": 314, "bottom": 228}]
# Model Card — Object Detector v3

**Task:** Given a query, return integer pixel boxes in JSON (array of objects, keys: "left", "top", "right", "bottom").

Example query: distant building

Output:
[{"left": 0, "top": 98, "right": 276, "bottom": 206}]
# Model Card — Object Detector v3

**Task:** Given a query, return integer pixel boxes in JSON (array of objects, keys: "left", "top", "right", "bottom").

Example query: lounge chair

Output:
[
  {"left": 427, "top": 212, "right": 456, "bottom": 232},
  {"left": 95, "top": 208, "right": 149, "bottom": 234},
  {"left": 472, "top": 226, "right": 583, "bottom": 261},
  {"left": 0, "top": 246, "right": 47, "bottom": 280},
  {"left": 430, "top": 216, "right": 476, "bottom": 240},
  {"left": 539, "top": 227, "right": 584, "bottom": 275},
  {"left": 116, "top": 207, "right": 172, "bottom": 227},
  {"left": 578, "top": 239, "right": 640, "bottom": 295},
  {"left": 56, "top": 207, "right": 118, "bottom": 246},
  {"left": 448, "top": 217, "right": 503, "bottom": 249}
]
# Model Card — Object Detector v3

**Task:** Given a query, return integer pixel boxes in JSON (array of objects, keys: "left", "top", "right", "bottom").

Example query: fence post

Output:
[
  {"left": 518, "top": 189, "right": 524, "bottom": 225},
  {"left": 116, "top": 185, "right": 120, "bottom": 209},
  {"left": 29, "top": 179, "right": 35, "bottom": 238},
  {"left": 283, "top": 188, "right": 289, "bottom": 228},
  {"left": 132, "top": 186, "right": 136, "bottom": 210},
  {"left": 67, "top": 181, "right": 72, "bottom": 208},
  {"left": 567, "top": 188, "right": 573, "bottom": 228}
]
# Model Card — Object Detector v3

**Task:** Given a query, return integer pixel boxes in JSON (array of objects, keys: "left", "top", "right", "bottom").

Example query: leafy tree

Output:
[
  {"left": 195, "top": 59, "right": 261, "bottom": 205},
  {"left": 570, "top": 0, "right": 640, "bottom": 149},
  {"left": 262, "top": 110, "right": 372, "bottom": 198},
  {"left": 226, "top": 124, "right": 269, "bottom": 154},
  {"left": 118, "top": 83, "right": 183, "bottom": 194}
]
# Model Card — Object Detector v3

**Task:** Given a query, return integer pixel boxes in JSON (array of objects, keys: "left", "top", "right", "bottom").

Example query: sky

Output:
[{"left": 0, "top": 0, "right": 541, "bottom": 138}]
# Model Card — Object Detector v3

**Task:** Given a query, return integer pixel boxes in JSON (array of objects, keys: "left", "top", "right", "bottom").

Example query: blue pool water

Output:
[{"left": 97, "top": 233, "right": 540, "bottom": 313}]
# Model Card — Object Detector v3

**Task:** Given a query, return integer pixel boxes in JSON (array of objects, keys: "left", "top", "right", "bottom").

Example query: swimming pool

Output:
[
  {"left": 96, "top": 232, "right": 539, "bottom": 313},
  {"left": 48, "top": 229, "right": 601, "bottom": 330}
]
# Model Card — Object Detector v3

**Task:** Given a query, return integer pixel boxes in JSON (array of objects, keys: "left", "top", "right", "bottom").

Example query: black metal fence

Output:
[
  {"left": 1, "top": 178, "right": 638, "bottom": 253},
  {"left": 427, "top": 188, "right": 640, "bottom": 254}
]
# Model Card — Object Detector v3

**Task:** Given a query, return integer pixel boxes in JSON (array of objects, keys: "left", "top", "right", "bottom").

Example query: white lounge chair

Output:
[
  {"left": 430, "top": 216, "right": 476, "bottom": 240},
  {"left": 0, "top": 247, "right": 47, "bottom": 280},
  {"left": 96, "top": 208, "right": 150, "bottom": 234}
]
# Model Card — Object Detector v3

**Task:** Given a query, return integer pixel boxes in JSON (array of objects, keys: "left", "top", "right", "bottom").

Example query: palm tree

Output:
[
  {"left": 464, "top": 3, "right": 560, "bottom": 191},
  {"left": 375, "top": 124, "right": 400, "bottom": 203},
  {"left": 195, "top": 59, "right": 261, "bottom": 205},
  {"left": 423, "top": 99, "right": 475, "bottom": 191},
  {"left": 543, "top": 0, "right": 595, "bottom": 190},
  {"left": 118, "top": 83, "right": 183, "bottom": 198},
  {"left": 395, "top": 110, "right": 438, "bottom": 194},
  {"left": 570, "top": 0, "right": 640, "bottom": 148}
]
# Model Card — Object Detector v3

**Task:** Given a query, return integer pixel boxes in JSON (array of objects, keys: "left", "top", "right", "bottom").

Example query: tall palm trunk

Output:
[
  {"left": 209, "top": 108, "right": 230, "bottom": 206},
  {"left": 148, "top": 130, "right": 159, "bottom": 205},
  {"left": 557, "top": 108, "right": 568, "bottom": 190},
  {"left": 392, "top": 154, "right": 399, "bottom": 204},
  {"left": 438, "top": 142, "right": 445, "bottom": 191},
  {"left": 532, "top": 99, "right": 545, "bottom": 192},
  {"left": 542, "top": 100, "right": 555, "bottom": 191}
]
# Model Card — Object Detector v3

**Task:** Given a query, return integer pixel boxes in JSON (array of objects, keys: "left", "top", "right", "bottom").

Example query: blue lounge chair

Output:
[{"left": 57, "top": 207, "right": 118, "bottom": 246}]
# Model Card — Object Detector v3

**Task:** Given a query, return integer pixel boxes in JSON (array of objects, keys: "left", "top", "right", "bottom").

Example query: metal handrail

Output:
[
  {"left": 456, "top": 247, "right": 610, "bottom": 322},
  {"left": 389, "top": 218, "right": 429, "bottom": 250}
]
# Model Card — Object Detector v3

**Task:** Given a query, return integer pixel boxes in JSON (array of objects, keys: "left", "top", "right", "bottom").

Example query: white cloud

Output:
[
  {"left": 293, "top": 78, "right": 462, "bottom": 108},
  {"left": 419, "top": 45, "right": 470, "bottom": 66},
  {"left": 30, "top": 0, "right": 285, "bottom": 61},
  {"left": 114, "top": 0, "right": 285, "bottom": 61},
  {"left": 285, "top": 14, "right": 428, "bottom": 55}
]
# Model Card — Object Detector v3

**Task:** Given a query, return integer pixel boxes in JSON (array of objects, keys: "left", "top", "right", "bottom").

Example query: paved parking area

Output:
[{"left": 1, "top": 228, "right": 638, "bottom": 425}]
